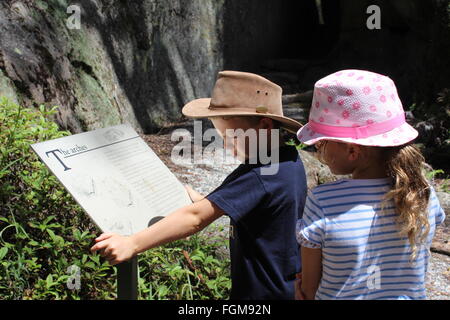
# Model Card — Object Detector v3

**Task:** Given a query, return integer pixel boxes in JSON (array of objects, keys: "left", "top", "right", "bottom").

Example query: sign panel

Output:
[{"left": 31, "top": 124, "right": 191, "bottom": 235}]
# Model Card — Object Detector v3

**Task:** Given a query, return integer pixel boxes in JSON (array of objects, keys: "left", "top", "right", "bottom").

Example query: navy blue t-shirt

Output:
[{"left": 206, "top": 146, "right": 307, "bottom": 299}]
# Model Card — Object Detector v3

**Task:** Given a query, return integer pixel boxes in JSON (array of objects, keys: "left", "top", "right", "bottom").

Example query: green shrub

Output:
[
  {"left": 0, "top": 97, "right": 230, "bottom": 299},
  {"left": 285, "top": 138, "right": 307, "bottom": 150},
  {"left": 139, "top": 226, "right": 231, "bottom": 300}
]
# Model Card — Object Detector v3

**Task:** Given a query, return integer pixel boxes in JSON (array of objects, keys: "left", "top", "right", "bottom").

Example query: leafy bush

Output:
[
  {"left": 410, "top": 88, "right": 450, "bottom": 172},
  {"left": 285, "top": 138, "right": 307, "bottom": 150},
  {"left": 0, "top": 97, "right": 230, "bottom": 299},
  {"left": 139, "top": 227, "right": 230, "bottom": 300}
]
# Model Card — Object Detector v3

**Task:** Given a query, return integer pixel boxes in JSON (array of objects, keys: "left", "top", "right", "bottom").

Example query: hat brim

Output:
[
  {"left": 182, "top": 98, "right": 303, "bottom": 134},
  {"left": 297, "top": 121, "right": 418, "bottom": 147}
]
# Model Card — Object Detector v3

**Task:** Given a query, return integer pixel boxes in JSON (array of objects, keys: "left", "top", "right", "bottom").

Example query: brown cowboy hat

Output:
[{"left": 182, "top": 70, "right": 303, "bottom": 133}]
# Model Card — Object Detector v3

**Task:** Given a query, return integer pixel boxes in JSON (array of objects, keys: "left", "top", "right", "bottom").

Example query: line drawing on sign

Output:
[
  {"left": 89, "top": 178, "right": 96, "bottom": 195},
  {"left": 70, "top": 173, "right": 97, "bottom": 198}
]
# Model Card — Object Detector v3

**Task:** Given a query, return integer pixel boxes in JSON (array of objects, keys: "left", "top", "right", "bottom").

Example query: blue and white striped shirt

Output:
[{"left": 296, "top": 178, "right": 446, "bottom": 300}]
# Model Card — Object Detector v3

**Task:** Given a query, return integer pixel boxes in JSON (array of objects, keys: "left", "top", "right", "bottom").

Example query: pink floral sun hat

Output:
[{"left": 297, "top": 69, "right": 418, "bottom": 147}]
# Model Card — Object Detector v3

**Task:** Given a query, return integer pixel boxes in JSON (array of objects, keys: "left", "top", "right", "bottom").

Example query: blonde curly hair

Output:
[{"left": 382, "top": 144, "right": 431, "bottom": 260}]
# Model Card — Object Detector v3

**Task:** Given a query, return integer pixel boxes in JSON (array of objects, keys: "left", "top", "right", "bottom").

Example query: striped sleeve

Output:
[
  {"left": 296, "top": 191, "right": 326, "bottom": 248},
  {"left": 430, "top": 187, "right": 446, "bottom": 226}
]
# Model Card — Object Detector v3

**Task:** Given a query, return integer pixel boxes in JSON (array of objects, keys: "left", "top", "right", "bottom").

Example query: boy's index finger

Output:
[
  {"left": 90, "top": 240, "right": 109, "bottom": 253},
  {"left": 90, "top": 243, "right": 100, "bottom": 253},
  {"left": 95, "top": 232, "right": 114, "bottom": 242}
]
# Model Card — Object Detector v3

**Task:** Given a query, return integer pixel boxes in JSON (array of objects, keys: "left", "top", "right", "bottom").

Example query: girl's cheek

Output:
[
  {"left": 322, "top": 152, "right": 343, "bottom": 174},
  {"left": 325, "top": 158, "right": 338, "bottom": 173},
  {"left": 330, "top": 160, "right": 353, "bottom": 175},
  {"left": 329, "top": 165, "right": 345, "bottom": 175}
]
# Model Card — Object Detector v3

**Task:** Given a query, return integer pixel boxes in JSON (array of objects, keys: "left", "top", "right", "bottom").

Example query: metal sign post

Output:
[
  {"left": 116, "top": 217, "right": 164, "bottom": 300},
  {"left": 117, "top": 256, "right": 138, "bottom": 300}
]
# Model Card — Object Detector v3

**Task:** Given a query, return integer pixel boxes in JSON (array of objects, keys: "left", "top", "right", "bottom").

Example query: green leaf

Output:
[
  {"left": 0, "top": 247, "right": 8, "bottom": 259},
  {"left": 46, "top": 274, "right": 54, "bottom": 288},
  {"left": 46, "top": 229, "right": 57, "bottom": 241},
  {"left": 28, "top": 240, "right": 40, "bottom": 246},
  {"left": 0, "top": 217, "right": 9, "bottom": 223}
]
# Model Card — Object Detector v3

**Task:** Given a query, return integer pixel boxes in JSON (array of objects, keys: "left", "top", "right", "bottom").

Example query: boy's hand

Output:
[
  {"left": 90, "top": 233, "right": 138, "bottom": 266},
  {"left": 184, "top": 185, "right": 204, "bottom": 202}
]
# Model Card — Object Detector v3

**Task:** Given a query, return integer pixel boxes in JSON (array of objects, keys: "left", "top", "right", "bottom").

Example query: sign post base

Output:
[{"left": 117, "top": 256, "right": 138, "bottom": 300}]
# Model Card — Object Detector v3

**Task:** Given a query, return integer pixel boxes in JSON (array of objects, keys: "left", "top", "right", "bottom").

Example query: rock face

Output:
[
  {"left": 0, "top": 0, "right": 224, "bottom": 133},
  {"left": 0, "top": 0, "right": 449, "bottom": 134}
]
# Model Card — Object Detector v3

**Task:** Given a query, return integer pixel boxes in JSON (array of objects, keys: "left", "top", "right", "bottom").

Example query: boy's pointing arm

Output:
[{"left": 90, "top": 199, "right": 224, "bottom": 265}]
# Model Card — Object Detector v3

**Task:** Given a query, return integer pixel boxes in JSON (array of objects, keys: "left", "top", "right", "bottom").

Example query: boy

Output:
[{"left": 91, "top": 71, "right": 307, "bottom": 299}]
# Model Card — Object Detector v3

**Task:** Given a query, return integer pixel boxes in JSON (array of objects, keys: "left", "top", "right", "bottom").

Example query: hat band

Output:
[
  {"left": 208, "top": 103, "right": 273, "bottom": 114},
  {"left": 309, "top": 113, "right": 406, "bottom": 139}
]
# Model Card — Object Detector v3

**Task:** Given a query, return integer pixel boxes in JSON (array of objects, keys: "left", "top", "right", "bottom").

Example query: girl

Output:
[{"left": 295, "top": 69, "right": 446, "bottom": 300}]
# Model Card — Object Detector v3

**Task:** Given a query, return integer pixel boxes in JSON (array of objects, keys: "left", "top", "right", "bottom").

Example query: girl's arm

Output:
[
  {"left": 300, "top": 246, "right": 322, "bottom": 300},
  {"left": 90, "top": 198, "right": 224, "bottom": 265}
]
